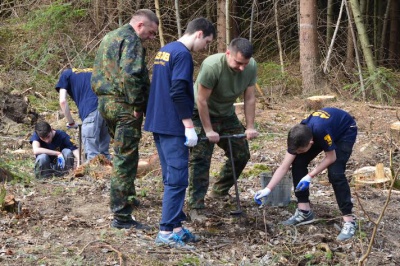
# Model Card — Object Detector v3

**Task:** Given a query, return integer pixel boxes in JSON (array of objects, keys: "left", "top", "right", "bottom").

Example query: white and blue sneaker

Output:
[
  {"left": 155, "top": 232, "right": 195, "bottom": 250},
  {"left": 337, "top": 221, "right": 357, "bottom": 241}
]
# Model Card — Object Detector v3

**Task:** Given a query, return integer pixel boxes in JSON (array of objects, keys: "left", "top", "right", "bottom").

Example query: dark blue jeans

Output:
[
  {"left": 292, "top": 140, "right": 355, "bottom": 216},
  {"left": 154, "top": 133, "right": 188, "bottom": 231}
]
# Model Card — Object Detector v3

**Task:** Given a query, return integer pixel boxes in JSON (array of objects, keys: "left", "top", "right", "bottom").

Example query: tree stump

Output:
[
  {"left": 305, "top": 95, "right": 336, "bottom": 111},
  {"left": 390, "top": 121, "right": 400, "bottom": 144},
  {"left": 353, "top": 164, "right": 391, "bottom": 190}
]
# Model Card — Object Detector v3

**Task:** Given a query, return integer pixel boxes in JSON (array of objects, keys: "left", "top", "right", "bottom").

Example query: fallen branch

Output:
[
  {"left": 78, "top": 240, "right": 124, "bottom": 265},
  {"left": 367, "top": 104, "right": 400, "bottom": 110}
]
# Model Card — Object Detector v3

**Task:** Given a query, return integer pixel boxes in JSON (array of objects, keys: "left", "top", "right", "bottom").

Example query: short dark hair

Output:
[
  {"left": 287, "top": 124, "right": 313, "bottom": 154},
  {"left": 228, "top": 38, "right": 253, "bottom": 59},
  {"left": 184, "top": 17, "right": 215, "bottom": 38},
  {"left": 35, "top": 121, "right": 52, "bottom": 138},
  {"left": 133, "top": 9, "right": 159, "bottom": 25}
]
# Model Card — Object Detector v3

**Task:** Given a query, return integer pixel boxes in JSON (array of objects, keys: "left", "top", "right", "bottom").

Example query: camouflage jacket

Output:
[{"left": 91, "top": 23, "right": 150, "bottom": 113}]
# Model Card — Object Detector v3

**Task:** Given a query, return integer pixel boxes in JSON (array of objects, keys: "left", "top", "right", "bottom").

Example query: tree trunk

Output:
[
  {"left": 175, "top": 0, "right": 182, "bottom": 38},
  {"left": 299, "top": 0, "right": 326, "bottom": 95},
  {"left": 324, "top": 0, "right": 345, "bottom": 74},
  {"left": 217, "top": 0, "right": 227, "bottom": 52},
  {"left": 345, "top": 16, "right": 355, "bottom": 71},
  {"left": 107, "top": 0, "right": 114, "bottom": 26},
  {"left": 274, "top": 0, "right": 285, "bottom": 73},
  {"left": 350, "top": 0, "right": 382, "bottom": 99},
  {"left": 379, "top": 0, "right": 391, "bottom": 62},
  {"left": 326, "top": 0, "right": 333, "bottom": 46},
  {"left": 388, "top": 0, "right": 399, "bottom": 67},
  {"left": 249, "top": 0, "right": 256, "bottom": 42},
  {"left": 226, "top": 0, "right": 230, "bottom": 44},
  {"left": 154, "top": 0, "right": 164, "bottom": 47},
  {"left": 92, "top": 0, "right": 104, "bottom": 31},
  {"left": 344, "top": 0, "right": 366, "bottom": 101}
]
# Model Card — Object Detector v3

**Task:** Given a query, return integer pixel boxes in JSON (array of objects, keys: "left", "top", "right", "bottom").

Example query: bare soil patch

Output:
[{"left": 1, "top": 96, "right": 400, "bottom": 266}]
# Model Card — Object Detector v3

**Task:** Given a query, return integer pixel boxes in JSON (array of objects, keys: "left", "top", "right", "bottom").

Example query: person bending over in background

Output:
[
  {"left": 30, "top": 121, "right": 79, "bottom": 178},
  {"left": 56, "top": 67, "right": 110, "bottom": 162},
  {"left": 255, "top": 107, "right": 358, "bottom": 241}
]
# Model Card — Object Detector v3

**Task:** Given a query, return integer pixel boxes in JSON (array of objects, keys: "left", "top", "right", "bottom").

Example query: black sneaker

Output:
[{"left": 111, "top": 218, "right": 151, "bottom": 230}]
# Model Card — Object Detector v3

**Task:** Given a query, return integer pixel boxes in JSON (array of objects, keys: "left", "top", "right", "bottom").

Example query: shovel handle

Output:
[{"left": 200, "top": 133, "right": 246, "bottom": 141}]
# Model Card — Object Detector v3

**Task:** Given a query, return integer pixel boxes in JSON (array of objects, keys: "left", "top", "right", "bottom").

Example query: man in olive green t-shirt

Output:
[{"left": 188, "top": 38, "right": 259, "bottom": 218}]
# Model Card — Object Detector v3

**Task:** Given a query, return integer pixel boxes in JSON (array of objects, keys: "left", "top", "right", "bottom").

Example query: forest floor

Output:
[{"left": 1, "top": 95, "right": 400, "bottom": 266}]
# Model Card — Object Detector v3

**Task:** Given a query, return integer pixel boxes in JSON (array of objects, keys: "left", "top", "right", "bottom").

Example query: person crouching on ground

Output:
[
  {"left": 30, "top": 121, "right": 79, "bottom": 178},
  {"left": 255, "top": 107, "right": 358, "bottom": 241}
]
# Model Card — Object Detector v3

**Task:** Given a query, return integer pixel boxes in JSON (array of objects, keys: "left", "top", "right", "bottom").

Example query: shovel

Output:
[{"left": 201, "top": 133, "right": 246, "bottom": 216}]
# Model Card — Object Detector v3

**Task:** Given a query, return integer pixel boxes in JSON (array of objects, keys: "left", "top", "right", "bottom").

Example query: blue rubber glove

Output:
[
  {"left": 254, "top": 187, "right": 271, "bottom": 205},
  {"left": 184, "top": 127, "right": 198, "bottom": 147},
  {"left": 295, "top": 174, "right": 312, "bottom": 191},
  {"left": 57, "top": 154, "right": 65, "bottom": 169}
]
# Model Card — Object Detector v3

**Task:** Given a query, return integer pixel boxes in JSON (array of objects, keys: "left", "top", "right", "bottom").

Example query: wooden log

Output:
[{"left": 305, "top": 95, "right": 336, "bottom": 111}]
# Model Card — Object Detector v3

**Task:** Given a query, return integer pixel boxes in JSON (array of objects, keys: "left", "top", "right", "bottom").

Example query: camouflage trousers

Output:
[
  {"left": 188, "top": 112, "right": 250, "bottom": 209},
  {"left": 98, "top": 96, "right": 142, "bottom": 221}
]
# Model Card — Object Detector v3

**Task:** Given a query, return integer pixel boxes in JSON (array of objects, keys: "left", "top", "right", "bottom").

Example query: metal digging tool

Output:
[
  {"left": 78, "top": 124, "right": 82, "bottom": 166},
  {"left": 201, "top": 133, "right": 246, "bottom": 216}
]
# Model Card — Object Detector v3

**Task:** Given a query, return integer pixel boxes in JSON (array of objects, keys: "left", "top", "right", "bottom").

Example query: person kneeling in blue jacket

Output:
[{"left": 255, "top": 107, "right": 358, "bottom": 241}]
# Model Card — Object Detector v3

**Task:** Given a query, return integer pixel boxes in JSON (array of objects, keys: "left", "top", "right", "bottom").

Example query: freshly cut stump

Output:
[{"left": 305, "top": 95, "right": 336, "bottom": 110}]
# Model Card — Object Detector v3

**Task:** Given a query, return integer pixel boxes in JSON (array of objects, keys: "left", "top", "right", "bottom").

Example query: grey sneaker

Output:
[
  {"left": 282, "top": 208, "right": 315, "bottom": 226},
  {"left": 337, "top": 221, "right": 357, "bottom": 241},
  {"left": 155, "top": 232, "right": 195, "bottom": 250}
]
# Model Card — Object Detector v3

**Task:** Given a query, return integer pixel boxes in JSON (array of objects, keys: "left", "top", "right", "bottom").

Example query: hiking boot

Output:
[
  {"left": 111, "top": 218, "right": 151, "bottom": 230},
  {"left": 177, "top": 228, "right": 201, "bottom": 243},
  {"left": 155, "top": 232, "right": 195, "bottom": 250},
  {"left": 189, "top": 209, "right": 207, "bottom": 222},
  {"left": 282, "top": 208, "right": 315, "bottom": 226},
  {"left": 337, "top": 221, "right": 357, "bottom": 241}
]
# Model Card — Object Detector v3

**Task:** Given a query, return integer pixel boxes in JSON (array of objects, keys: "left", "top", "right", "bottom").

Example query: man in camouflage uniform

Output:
[
  {"left": 91, "top": 9, "right": 159, "bottom": 230},
  {"left": 188, "top": 38, "right": 259, "bottom": 219}
]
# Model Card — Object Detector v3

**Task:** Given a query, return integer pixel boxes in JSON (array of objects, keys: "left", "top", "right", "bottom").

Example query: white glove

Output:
[
  {"left": 184, "top": 127, "right": 198, "bottom": 147},
  {"left": 254, "top": 187, "right": 271, "bottom": 205},
  {"left": 57, "top": 154, "right": 65, "bottom": 169},
  {"left": 66, "top": 122, "right": 78, "bottom": 129},
  {"left": 295, "top": 174, "right": 312, "bottom": 191}
]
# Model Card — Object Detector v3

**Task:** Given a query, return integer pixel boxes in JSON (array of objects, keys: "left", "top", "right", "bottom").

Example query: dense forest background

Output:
[
  {"left": 1, "top": 1, "right": 400, "bottom": 265},
  {"left": 1, "top": 0, "right": 400, "bottom": 105}
]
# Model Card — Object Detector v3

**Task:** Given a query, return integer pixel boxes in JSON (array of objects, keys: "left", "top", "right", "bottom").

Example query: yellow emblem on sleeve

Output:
[{"left": 324, "top": 134, "right": 332, "bottom": 146}]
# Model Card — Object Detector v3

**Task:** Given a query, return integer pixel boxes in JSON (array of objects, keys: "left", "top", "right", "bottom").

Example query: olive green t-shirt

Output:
[{"left": 194, "top": 53, "right": 257, "bottom": 117}]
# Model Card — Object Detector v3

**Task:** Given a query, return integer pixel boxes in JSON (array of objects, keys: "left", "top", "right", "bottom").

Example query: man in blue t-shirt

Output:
[
  {"left": 56, "top": 68, "right": 110, "bottom": 162},
  {"left": 30, "top": 121, "right": 79, "bottom": 178},
  {"left": 254, "top": 107, "right": 358, "bottom": 241},
  {"left": 144, "top": 18, "right": 215, "bottom": 250}
]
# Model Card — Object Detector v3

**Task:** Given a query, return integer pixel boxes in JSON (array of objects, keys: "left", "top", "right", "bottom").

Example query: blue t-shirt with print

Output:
[
  {"left": 144, "top": 41, "right": 194, "bottom": 136},
  {"left": 30, "top": 130, "right": 77, "bottom": 161},
  {"left": 300, "top": 107, "right": 356, "bottom": 152},
  {"left": 55, "top": 68, "right": 98, "bottom": 120}
]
